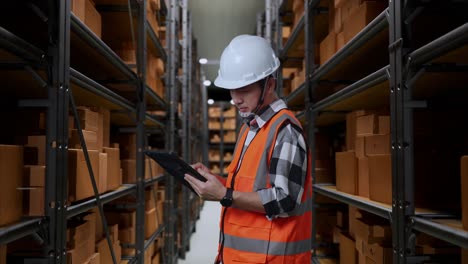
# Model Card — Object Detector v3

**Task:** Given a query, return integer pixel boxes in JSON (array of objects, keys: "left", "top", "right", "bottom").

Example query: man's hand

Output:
[{"left": 185, "top": 165, "right": 226, "bottom": 201}]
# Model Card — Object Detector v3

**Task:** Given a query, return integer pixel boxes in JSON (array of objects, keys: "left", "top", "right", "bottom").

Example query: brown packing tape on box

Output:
[{"left": 0, "top": 145, "right": 23, "bottom": 226}]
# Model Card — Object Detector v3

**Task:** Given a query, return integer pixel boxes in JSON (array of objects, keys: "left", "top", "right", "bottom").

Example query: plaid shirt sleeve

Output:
[{"left": 257, "top": 122, "right": 308, "bottom": 219}]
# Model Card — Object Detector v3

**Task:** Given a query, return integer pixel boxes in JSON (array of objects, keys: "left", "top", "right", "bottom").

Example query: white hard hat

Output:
[{"left": 214, "top": 35, "right": 280, "bottom": 89}]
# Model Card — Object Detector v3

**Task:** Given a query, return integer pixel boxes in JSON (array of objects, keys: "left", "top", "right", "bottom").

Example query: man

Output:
[{"left": 185, "top": 35, "right": 312, "bottom": 264}]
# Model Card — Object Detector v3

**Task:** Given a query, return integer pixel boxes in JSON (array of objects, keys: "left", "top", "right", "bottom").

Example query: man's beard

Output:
[{"left": 239, "top": 111, "right": 255, "bottom": 124}]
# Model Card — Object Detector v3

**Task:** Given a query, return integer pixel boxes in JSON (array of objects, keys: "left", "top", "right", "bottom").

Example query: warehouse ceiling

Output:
[{"left": 188, "top": 0, "right": 265, "bottom": 103}]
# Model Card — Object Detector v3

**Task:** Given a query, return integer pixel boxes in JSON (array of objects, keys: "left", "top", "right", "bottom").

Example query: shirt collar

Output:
[{"left": 249, "top": 99, "right": 287, "bottom": 129}]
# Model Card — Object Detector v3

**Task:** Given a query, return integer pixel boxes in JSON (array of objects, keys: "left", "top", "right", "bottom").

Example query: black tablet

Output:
[{"left": 145, "top": 150, "right": 206, "bottom": 193}]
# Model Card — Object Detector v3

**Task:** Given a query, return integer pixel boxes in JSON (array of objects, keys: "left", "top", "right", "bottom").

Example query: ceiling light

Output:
[
  {"left": 203, "top": 80, "right": 211, "bottom": 86},
  {"left": 207, "top": 99, "right": 214, "bottom": 105},
  {"left": 230, "top": 100, "right": 235, "bottom": 105},
  {"left": 199, "top": 58, "right": 208, "bottom": 64}
]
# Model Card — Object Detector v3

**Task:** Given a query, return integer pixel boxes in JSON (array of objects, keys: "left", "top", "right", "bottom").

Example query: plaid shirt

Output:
[{"left": 238, "top": 99, "right": 308, "bottom": 219}]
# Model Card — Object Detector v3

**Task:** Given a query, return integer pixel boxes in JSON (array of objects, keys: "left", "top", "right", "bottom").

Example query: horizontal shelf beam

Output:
[
  {"left": 147, "top": 22, "right": 167, "bottom": 62},
  {"left": 311, "top": 8, "right": 388, "bottom": 82},
  {"left": 145, "top": 175, "right": 166, "bottom": 187},
  {"left": 314, "top": 184, "right": 392, "bottom": 220},
  {"left": 312, "top": 66, "right": 389, "bottom": 112},
  {"left": 280, "top": 14, "right": 304, "bottom": 59},
  {"left": 0, "top": 26, "right": 44, "bottom": 65},
  {"left": 411, "top": 217, "right": 468, "bottom": 249},
  {"left": 70, "top": 68, "right": 136, "bottom": 112},
  {"left": 0, "top": 217, "right": 46, "bottom": 245},
  {"left": 408, "top": 23, "right": 468, "bottom": 67},
  {"left": 71, "top": 14, "right": 137, "bottom": 81},
  {"left": 67, "top": 184, "right": 136, "bottom": 218}
]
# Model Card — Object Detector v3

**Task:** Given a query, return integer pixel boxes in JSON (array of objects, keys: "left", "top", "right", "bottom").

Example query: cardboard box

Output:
[
  {"left": 24, "top": 165, "right": 46, "bottom": 187},
  {"left": 346, "top": 110, "right": 370, "bottom": 151},
  {"left": 365, "top": 134, "right": 390, "bottom": 155},
  {"left": 23, "top": 187, "right": 44, "bottom": 216},
  {"left": 355, "top": 217, "right": 391, "bottom": 244},
  {"left": 336, "top": 31, "right": 345, "bottom": 51},
  {"left": 27, "top": 136, "right": 46, "bottom": 165},
  {"left": 340, "top": 232, "right": 358, "bottom": 264},
  {"left": 0, "top": 244, "right": 5, "bottom": 264},
  {"left": 89, "top": 107, "right": 111, "bottom": 151},
  {"left": 348, "top": 205, "right": 358, "bottom": 238},
  {"left": 320, "top": 32, "right": 337, "bottom": 65},
  {"left": 77, "top": 107, "right": 99, "bottom": 132},
  {"left": 145, "top": 207, "right": 158, "bottom": 239},
  {"left": 118, "top": 134, "right": 137, "bottom": 159},
  {"left": 105, "top": 210, "right": 136, "bottom": 228},
  {"left": 358, "top": 157, "right": 369, "bottom": 198},
  {"left": 462, "top": 249, "right": 468, "bottom": 264},
  {"left": 355, "top": 136, "right": 366, "bottom": 158},
  {"left": 86, "top": 253, "right": 100, "bottom": 264},
  {"left": 336, "top": 151, "right": 358, "bottom": 195},
  {"left": 337, "top": 210, "right": 348, "bottom": 229},
  {"left": 368, "top": 154, "right": 392, "bottom": 204},
  {"left": 335, "top": 8, "right": 343, "bottom": 34},
  {"left": 152, "top": 252, "right": 161, "bottom": 264},
  {"left": 365, "top": 243, "right": 393, "bottom": 263},
  {"left": 71, "top": 0, "right": 85, "bottom": 21},
  {"left": 378, "top": 116, "right": 390, "bottom": 134},
  {"left": 103, "top": 147, "right": 121, "bottom": 191},
  {"left": 68, "top": 149, "right": 99, "bottom": 202},
  {"left": 461, "top": 156, "right": 468, "bottom": 230},
  {"left": 84, "top": 0, "right": 102, "bottom": 38},
  {"left": 0, "top": 145, "right": 23, "bottom": 226},
  {"left": 121, "top": 159, "right": 137, "bottom": 184},
  {"left": 343, "top": 1, "right": 386, "bottom": 43},
  {"left": 356, "top": 114, "right": 379, "bottom": 136},
  {"left": 98, "top": 153, "right": 108, "bottom": 193},
  {"left": 96, "top": 239, "right": 121, "bottom": 264},
  {"left": 69, "top": 129, "right": 99, "bottom": 151}
]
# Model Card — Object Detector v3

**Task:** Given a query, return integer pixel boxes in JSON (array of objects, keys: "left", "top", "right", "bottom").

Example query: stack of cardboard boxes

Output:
[
  {"left": 320, "top": 0, "right": 386, "bottom": 65},
  {"left": 68, "top": 106, "right": 123, "bottom": 203},
  {"left": 336, "top": 110, "right": 391, "bottom": 204}
]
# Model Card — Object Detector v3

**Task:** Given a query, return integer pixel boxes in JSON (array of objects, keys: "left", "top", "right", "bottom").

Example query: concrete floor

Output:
[{"left": 178, "top": 201, "right": 221, "bottom": 264}]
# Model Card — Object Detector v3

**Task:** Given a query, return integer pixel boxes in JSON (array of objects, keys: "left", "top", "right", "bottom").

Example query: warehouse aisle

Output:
[{"left": 179, "top": 201, "right": 221, "bottom": 264}]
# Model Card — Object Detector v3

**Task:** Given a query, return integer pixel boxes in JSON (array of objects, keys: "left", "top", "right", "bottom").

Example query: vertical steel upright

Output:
[
  {"left": 46, "top": 0, "right": 70, "bottom": 262},
  {"left": 134, "top": 0, "right": 148, "bottom": 263},
  {"left": 180, "top": 0, "right": 190, "bottom": 257},
  {"left": 201, "top": 73, "right": 209, "bottom": 165},
  {"left": 304, "top": 0, "right": 318, "bottom": 261},
  {"left": 265, "top": 0, "right": 272, "bottom": 43},
  {"left": 165, "top": 0, "right": 179, "bottom": 263}
]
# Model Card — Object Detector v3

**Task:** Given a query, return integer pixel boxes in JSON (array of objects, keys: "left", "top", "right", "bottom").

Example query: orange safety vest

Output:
[{"left": 217, "top": 109, "right": 313, "bottom": 264}]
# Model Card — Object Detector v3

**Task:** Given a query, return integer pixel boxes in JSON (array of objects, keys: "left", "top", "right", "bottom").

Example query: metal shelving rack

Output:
[
  {"left": 266, "top": 0, "right": 468, "bottom": 263},
  {"left": 0, "top": 0, "right": 201, "bottom": 263}
]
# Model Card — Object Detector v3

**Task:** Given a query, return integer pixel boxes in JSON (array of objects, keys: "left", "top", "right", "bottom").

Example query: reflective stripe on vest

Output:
[
  {"left": 220, "top": 109, "right": 313, "bottom": 262},
  {"left": 223, "top": 233, "right": 312, "bottom": 256}
]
